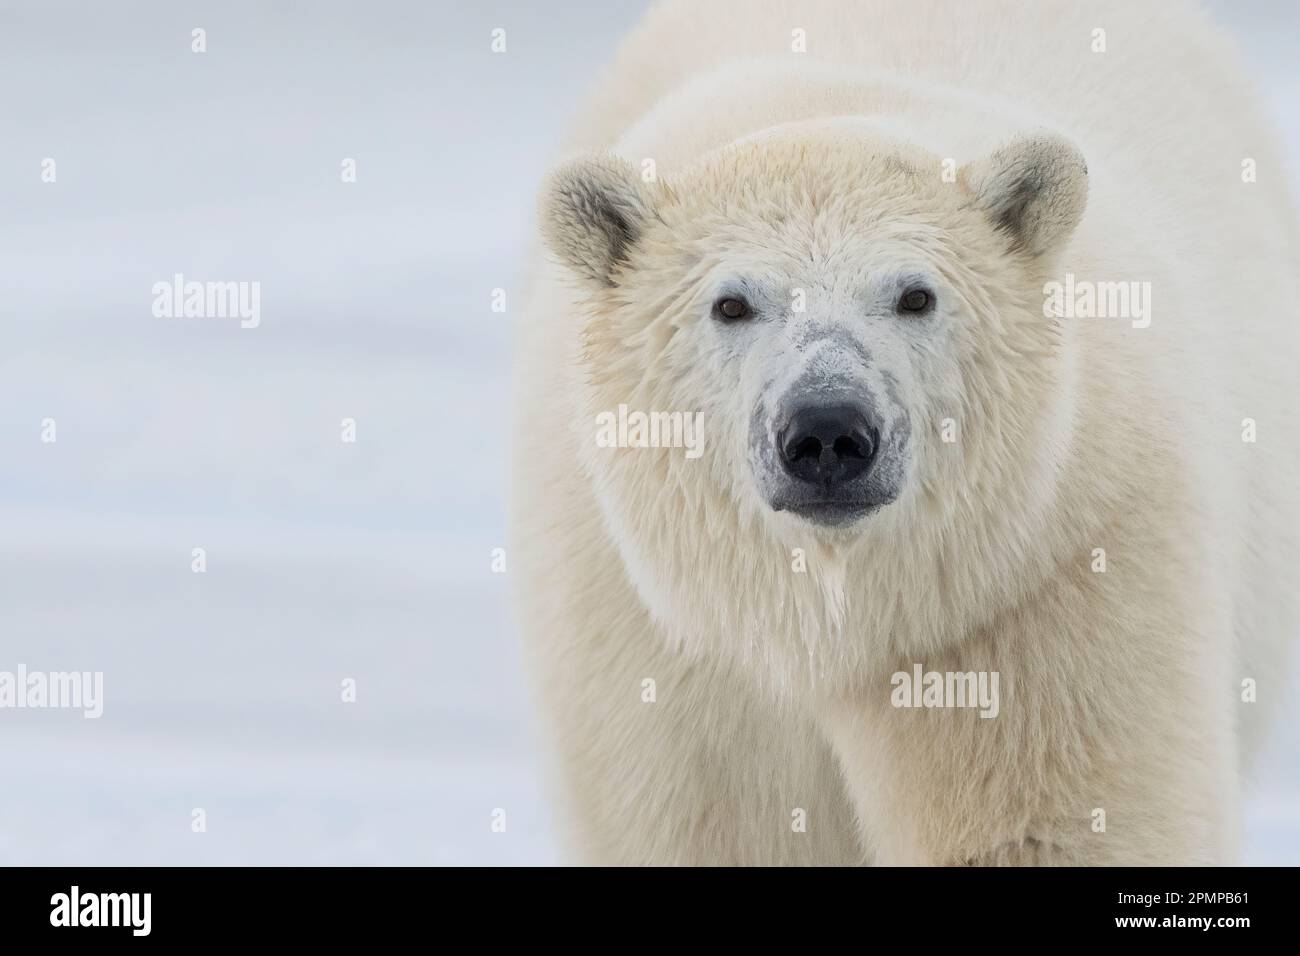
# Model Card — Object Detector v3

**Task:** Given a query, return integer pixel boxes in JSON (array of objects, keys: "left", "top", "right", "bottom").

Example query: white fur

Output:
[{"left": 513, "top": 0, "right": 1300, "bottom": 865}]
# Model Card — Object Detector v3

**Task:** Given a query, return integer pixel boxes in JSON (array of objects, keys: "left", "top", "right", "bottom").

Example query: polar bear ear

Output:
[
  {"left": 541, "top": 153, "right": 658, "bottom": 288},
  {"left": 961, "top": 133, "right": 1088, "bottom": 258}
]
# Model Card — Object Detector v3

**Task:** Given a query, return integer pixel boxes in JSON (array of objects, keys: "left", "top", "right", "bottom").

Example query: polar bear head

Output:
[{"left": 540, "top": 129, "right": 1087, "bottom": 681}]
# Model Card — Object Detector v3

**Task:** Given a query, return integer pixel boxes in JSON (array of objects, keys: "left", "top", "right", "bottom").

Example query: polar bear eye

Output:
[
  {"left": 714, "top": 296, "right": 752, "bottom": 321},
  {"left": 897, "top": 288, "right": 934, "bottom": 314}
]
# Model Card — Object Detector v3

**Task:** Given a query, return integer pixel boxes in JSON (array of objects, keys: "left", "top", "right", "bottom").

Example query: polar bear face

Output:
[
  {"left": 541, "top": 131, "right": 1087, "bottom": 663},
  {"left": 545, "top": 131, "right": 1086, "bottom": 520}
]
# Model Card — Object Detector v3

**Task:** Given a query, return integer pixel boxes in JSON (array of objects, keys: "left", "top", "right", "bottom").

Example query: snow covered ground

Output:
[{"left": 1, "top": 0, "right": 1296, "bottom": 865}]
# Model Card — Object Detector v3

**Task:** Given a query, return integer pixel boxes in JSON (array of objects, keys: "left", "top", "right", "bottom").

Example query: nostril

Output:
[
  {"left": 833, "top": 435, "right": 866, "bottom": 460},
  {"left": 787, "top": 435, "right": 823, "bottom": 462}
]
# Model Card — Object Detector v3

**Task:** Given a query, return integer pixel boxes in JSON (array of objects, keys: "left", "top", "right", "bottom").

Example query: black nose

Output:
[{"left": 779, "top": 404, "right": 877, "bottom": 487}]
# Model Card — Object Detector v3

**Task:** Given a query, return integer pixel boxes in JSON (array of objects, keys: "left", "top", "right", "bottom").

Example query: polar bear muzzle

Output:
[{"left": 751, "top": 358, "right": 910, "bottom": 529}]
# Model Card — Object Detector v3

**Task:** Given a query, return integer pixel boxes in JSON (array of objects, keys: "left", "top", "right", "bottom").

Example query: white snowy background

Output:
[{"left": 0, "top": 0, "right": 1296, "bottom": 865}]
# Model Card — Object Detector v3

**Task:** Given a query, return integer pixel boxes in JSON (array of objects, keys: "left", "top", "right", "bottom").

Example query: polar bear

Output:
[{"left": 513, "top": 0, "right": 1300, "bottom": 865}]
